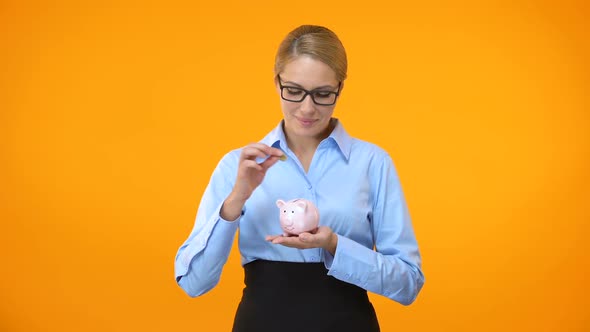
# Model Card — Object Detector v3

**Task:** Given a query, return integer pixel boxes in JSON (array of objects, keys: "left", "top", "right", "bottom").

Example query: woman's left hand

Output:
[{"left": 265, "top": 226, "right": 338, "bottom": 255}]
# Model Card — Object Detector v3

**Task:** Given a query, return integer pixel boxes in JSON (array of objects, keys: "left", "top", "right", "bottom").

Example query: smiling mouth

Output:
[{"left": 297, "top": 118, "right": 316, "bottom": 127}]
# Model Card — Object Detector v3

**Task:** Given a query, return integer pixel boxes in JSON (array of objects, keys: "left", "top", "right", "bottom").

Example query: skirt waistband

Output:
[{"left": 243, "top": 259, "right": 367, "bottom": 299}]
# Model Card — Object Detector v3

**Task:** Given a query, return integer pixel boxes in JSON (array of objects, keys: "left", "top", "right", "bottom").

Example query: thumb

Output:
[
  {"left": 260, "top": 156, "right": 279, "bottom": 171},
  {"left": 299, "top": 232, "right": 314, "bottom": 243}
]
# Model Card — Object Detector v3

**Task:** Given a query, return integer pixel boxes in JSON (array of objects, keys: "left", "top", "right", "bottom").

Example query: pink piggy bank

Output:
[{"left": 276, "top": 198, "right": 320, "bottom": 236}]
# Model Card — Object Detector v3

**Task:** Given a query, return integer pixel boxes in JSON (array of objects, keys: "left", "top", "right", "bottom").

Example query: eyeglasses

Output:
[{"left": 277, "top": 75, "right": 341, "bottom": 106}]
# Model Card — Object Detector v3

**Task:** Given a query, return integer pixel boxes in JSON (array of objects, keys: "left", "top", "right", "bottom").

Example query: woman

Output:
[{"left": 174, "top": 25, "right": 425, "bottom": 332}]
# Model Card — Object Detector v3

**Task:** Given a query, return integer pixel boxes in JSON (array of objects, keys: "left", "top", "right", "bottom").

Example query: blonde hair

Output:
[{"left": 274, "top": 25, "right": 348, "bottom": 82}]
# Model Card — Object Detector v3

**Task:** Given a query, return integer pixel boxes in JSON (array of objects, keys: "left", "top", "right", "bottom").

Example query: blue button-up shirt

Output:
[{"left": 175, "top": 119, "right": 425, "bottom": 305}]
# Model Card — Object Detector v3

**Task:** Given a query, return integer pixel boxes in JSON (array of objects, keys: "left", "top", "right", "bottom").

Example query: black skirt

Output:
[{"left": 232, "top": 260, "right": 380, "bottom": 332}]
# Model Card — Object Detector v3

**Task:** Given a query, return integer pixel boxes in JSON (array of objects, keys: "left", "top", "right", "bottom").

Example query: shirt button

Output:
[{"left": 310, "top": 256, "right": 317, "bottom": 262}]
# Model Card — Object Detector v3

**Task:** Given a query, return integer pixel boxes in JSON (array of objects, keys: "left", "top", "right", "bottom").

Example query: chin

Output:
[
  {"left": 285, "top": 117, "right": 330, "bottom": 138},
  {"left": 294, "top": 124, "right": 322, "bottom": 136}
]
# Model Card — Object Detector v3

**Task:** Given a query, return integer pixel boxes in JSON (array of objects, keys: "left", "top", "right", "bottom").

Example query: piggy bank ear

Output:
[
  {"left": 295, "top": 200, "right": 307, "bottom": 211},
  {"left": 276, "top": 200, "right": 285, "bottom": 208}
]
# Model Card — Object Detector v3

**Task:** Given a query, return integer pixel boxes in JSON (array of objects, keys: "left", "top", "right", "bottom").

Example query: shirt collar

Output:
[{"left": 261, "top": 118, "right": 352, "bottom": 161}]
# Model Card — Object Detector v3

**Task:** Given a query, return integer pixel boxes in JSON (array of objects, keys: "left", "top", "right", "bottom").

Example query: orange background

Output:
[{"left": 1, "top": 0, "right": 588, "bottom": 331}]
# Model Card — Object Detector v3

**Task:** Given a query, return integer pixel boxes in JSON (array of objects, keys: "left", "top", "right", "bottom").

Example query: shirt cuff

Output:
[
  {"left": 175, "top": 203, "right": 242, "bottom": 280},
  {"left": 219, "top": 204, "right": 246, "bottom": 223},
  {"left": 322, "top": 234, "right": 374, "bottom": 287}
]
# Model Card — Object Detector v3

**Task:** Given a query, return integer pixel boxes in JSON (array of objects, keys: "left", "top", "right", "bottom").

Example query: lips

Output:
[{"left": 297, "top": 117, "right": 317, "bottom": 127}]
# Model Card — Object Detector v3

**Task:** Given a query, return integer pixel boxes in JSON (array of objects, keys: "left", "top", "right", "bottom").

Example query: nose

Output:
[{"left": 299, "top": 94, "right": 316, "bottom": 113}]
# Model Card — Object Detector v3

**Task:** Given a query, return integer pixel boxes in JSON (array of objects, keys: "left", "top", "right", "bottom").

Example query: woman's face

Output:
[{"left": 276, "top": 56, "right": 341, "bottom": 141}]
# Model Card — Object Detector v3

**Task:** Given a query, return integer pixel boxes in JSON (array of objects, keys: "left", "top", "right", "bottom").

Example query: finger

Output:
[
  {"left": 300, "top": 228, "right": 329, "bottom": 246},
  {"left": 248, "top": 143, "right": 285, "bottom": 159},
  {"left": 269, "top": 147, "right": 286, "bottom": 158},
  {"left": 299, "top": 232, "right": 316, "bottom": 243},
  {"left": 265, "top": 234, "right": 281, "bottom": 241},
  {"left": 242, "top": 159, "right": 263, "bottom": 172},
  {"left": 260, "top": 155, "right": 279, "bottom": 171},
  {"left": 241, "top": 146, "right": 268, "bottom": 161},
  {"left": 272, "top": 236, "right": 308, "bottom": 248},
  {"left": 271, "top": 235, "right": 298, "bottom": 245},
  {"left": 271, "top": 236, "right": 287, "bottom": 244}
]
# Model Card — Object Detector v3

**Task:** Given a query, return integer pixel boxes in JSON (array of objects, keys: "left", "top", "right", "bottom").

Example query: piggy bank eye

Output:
[{"left": 291, "top": 210, "right": 294, "bottom": 213}]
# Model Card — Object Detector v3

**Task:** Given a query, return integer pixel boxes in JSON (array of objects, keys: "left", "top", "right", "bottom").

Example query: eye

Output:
[
  {"left": 313, "top": 91, "right": 333, "bottom": 99},
  {"left": 291, "top": 210, "right": 294, "bottom": 213},
  {"left": 283, "top": 210, "right": 286, "bottom": 213},
  {"left": 285, "top": 87, "right": 303, "bottom": 95}
]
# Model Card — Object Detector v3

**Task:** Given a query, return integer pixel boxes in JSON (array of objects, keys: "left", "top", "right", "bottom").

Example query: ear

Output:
[
  {"left": 295, "top": 200, "right": 307, "bottom": 211},
  {"left": 276, "top": 199, "right": 285, "bottom": 208}
]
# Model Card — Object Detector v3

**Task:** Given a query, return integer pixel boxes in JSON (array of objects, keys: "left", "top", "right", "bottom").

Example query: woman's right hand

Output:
[{"left": 220, "top": 143, "right": 285, "bottom": 221}]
